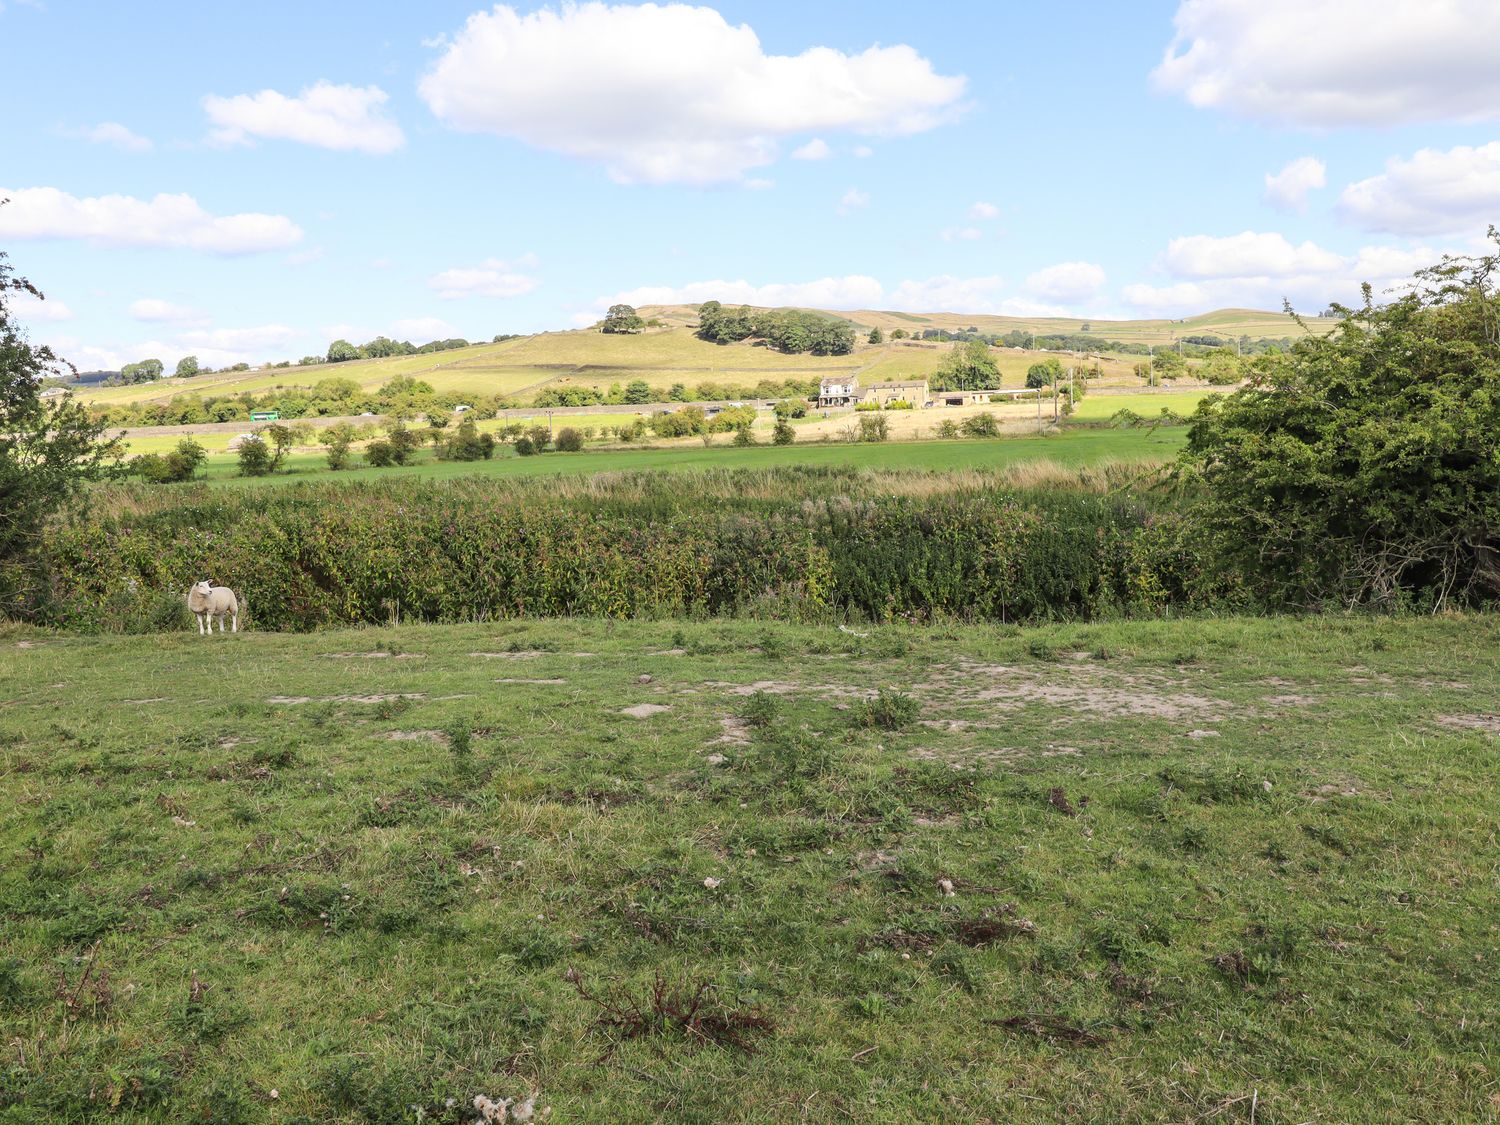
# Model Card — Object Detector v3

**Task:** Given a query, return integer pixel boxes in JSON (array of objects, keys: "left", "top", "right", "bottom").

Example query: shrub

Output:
[
  {"left": 852, "top": 689, "right": 920, "bottom": 731},
  {"left": 554, "top": 427, "right": 583, "bottom": 452},
  {"left": 884, "top": 399, "right": 914, "bottom": 410},
  {"left": 442, "top": 418, "right": 497, "bottom": 461},
  {"left": 773, "top": 399, "right": 808, "bottom": 419},
  {"left": 364, "top": 439, "right": 396, "bottom": 467},
  {"left": 235, "top": 435, "right": 273, "bottom": 476},
  {"left": 857, "top": 414, "right": 889, "bottom": 442},
  {"left": 961, "top": 413, "right": 1000, "bottom": 438},
  {"left": 513, "top": 435, "right": 538, "bottom": 456},
  {"left": 134, "top": 439, "right": 206, "bottom": 483},
  {"left": 936, "top": 420, "right": 960, "bottom": 439},
  {"left": 732, "top": 425, "right": 756, "bottom": 447},
  {"left": 324, "top": 423, "right": 355, "bottom": 470},
  {"left": 772, "top": 418, "right": 795, "bottom": 445}
]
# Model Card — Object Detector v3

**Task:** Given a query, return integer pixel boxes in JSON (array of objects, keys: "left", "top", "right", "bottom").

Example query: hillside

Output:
[{"left": 73, "top": 303, "right": 1324, "bottom": 409}]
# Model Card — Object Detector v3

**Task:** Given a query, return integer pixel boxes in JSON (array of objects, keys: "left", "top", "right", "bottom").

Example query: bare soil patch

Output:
[
  {"left": 620, "top": 703, "right": 672, "bottom": 719},
  {"left": 383, "top": 730, "right": 449, "bottom": 744},
  {"left": 1435, "top": 714, "right": 1500, "bottom": 734},
  {"left": 495, "top": 678, "right": 568, "bottom": 685},
  {"left": 324, "top": 651, "right": 425, "bottom": 660}
]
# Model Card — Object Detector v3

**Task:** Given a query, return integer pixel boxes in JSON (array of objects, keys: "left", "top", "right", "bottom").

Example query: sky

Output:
[{"left": 2, "top": 0, "right": 1498, "bottom": 371}]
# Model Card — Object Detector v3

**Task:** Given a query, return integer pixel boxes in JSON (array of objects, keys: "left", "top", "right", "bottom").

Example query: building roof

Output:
[{"left": 866, "top": 380, "right": 928, "bottom": 390}]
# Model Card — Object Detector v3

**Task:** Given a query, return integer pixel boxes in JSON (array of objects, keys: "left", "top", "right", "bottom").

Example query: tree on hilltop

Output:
[{"left": 601, "top": 304, "right": 645, "bottom": 334}]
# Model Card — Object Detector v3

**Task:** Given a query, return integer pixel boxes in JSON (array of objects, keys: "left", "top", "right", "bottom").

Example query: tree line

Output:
[{"left": 695, "top": 301, "right": 856, "bottom": 355}]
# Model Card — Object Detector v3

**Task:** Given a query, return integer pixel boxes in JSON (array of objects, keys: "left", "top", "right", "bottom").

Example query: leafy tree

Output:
[
  {"left": 554, "top": 427, "right": 583, "bottom": 452},
  {"left": 326, "top": 339, "right": 361, "bottom": 363},
  {"left": 323, "top": 422, "right": 356, "bottom": 470},
  {"left": 1201, "top": 349, "right": 1247, "bottom": 386},
  {"left": 1, "top": 247, "right": 121, "bottom": 609},
  {"left": 1026, "top": 357, "right": 1064, "bottom": 389},
  {"left": 732, "top": 424, "right": 756, "bottom": 446},
  {"left": 364, "top": 439, "right": 396, "bottom": 467},
  {"left": 119, "top": 358, "right": 164, "bottom": 384},
  {"left": 441, "top": 417, "right": 497, "bottom": 461},
  {"left": 772, "top": 417, "right": 795, "bottom": 445},
  {"left": 622, "top": 379, "right": 653, "bottom": 404},
  {"left": 601, "top": 304, "right": 645, "bottom": 334},
  {"left": 891, "top": 328, "right": 908, "bottom": 340},
  {"left": 934, "top": 340, "right": 1000, "bottom": 390},
  {"left": 961, "top": 413, "right": 1001, "bottom": 438},
  {"left": 857, "top": 414, "right": 889, "bottom": 442},
  {"left": 235, "top": 435, "right": 273, "bottom": 476},
  {"left": 868, "top": 326, "right": 884, "bottom": 344},
  {"left": 1151, "top": 349, "right": 1187, "bottom": 379},
  {"left": 174, "top": 355, "right": 200, "bottom": 379},
  {"left": 1179, "top": 232, "right": 1500, "bottom": 608}
]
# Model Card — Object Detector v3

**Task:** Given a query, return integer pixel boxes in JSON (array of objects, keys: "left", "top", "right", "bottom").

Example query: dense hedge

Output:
[{"left": 36, "top": 472, "right": 1202, "bottom": 631}]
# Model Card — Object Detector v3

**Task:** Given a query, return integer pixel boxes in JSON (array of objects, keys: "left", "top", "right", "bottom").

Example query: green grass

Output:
[
  {"left": 2, "top": 614, "right": 1496, "bottom": 1121},
  {"left": 1071, "top": 391, "right": 1216, "bottom": 419},
  {"left": 188, "top": 427, "right": 1185, "bottom": 487}
]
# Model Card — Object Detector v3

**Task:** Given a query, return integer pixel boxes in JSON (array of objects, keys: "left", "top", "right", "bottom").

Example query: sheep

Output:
[{"left": 187, "top": 580, "right": 241, "bottom": 634}]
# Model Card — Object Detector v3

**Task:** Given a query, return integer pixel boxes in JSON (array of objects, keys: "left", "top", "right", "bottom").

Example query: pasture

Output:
[{"left": 1, "top": 614, "right": 1494, "bottom": 1122}]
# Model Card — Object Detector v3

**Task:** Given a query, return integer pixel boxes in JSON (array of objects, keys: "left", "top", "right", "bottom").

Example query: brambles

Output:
[{"left": 566, "top": 968, "right": 774, "bottom": 1055}]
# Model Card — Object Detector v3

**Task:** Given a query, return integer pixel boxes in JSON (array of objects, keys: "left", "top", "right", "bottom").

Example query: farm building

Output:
[
  {"left": 818, "top": 375, "right": 860, "bottom": 408},
  {"left": 860, "top": 379, "right": 928, "bottom": 408},
  {"left": 937, "top": 387, "right": 1038, "bottom": 407}
]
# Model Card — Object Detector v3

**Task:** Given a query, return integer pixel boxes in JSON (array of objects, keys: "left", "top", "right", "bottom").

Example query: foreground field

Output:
[{"left": 2, "top": 616, "right": 1496, "bottom": 1122}]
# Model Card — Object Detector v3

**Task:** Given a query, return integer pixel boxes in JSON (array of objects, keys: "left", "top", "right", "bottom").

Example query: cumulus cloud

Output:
[
  {"left": 1153, "top": 0, "right": 1500, "bottom": 126},
  {"left": 66, "top": 122, "right": 153, "bottom": 153},
  {"left": 1025, "top": 261, "right": 1107, "bottom": 302},
  {"left": 0, "top": 186, "right": 303, "bottom": 254},
  {"left": 1338, "top": 142, "right": 1500, "bottom": 236},
  {"left": 129, "top": 298, "right": 208, "bottom": 325},
  {"left": 1161, "top": 231, "right": 1346, "bottom": 279},
  {"left": 1123, "top": 232, "right": 1451, "bottom": 316},
  {"left": 791, "top": 138, "right": 831, "bottom": 160},
  {"left": 204, "top": 81, "right": 405, "bottom": 153},
  {"left": 10, "top": 293, "right": 73, "bottom": 322},
  {"left": 836, "top": 188, "right": 869, "bottom": 215},
  {"left": 418, "top": 2, "right": 967, "bottom": 184},
  {"left": 428, "top": 254, "right": 540, "bottom": 299},
  {"left": 1264, "top": 156, "right": 1326, "bottom": 211},
  {"left": 968, "top": 200, "right": 1000, "bottom": 220}
]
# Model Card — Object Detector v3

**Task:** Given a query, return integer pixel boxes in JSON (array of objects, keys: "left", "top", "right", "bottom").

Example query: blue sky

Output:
[{"left": 2, "top": 0, "right": 1497, "bottom": 370}]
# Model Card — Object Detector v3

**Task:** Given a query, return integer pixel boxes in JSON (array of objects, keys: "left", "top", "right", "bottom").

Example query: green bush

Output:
[
  {"left": 554, "top": 427, "right": 584, "bottom": 452},
  {"left": 883, "top": 399, "right": 914, "bottom": 410},
  {"left": 364, "top": 439, "right": 396, "bottom": 467},
  {"left": 772, "top": 418, "right": 795, "bottom": 445},
  {"left": 235, "top": 436, "right": 273, "bottom": 477},
  {"left": 732, "top": 425, "right": 756, "bottom": 447},
  {"left": 961, "top": 413, "right": 1000, "bottom": 438},
  {"left": 857, "top": 414, "right": 889, "bottom": 442},
  {"left": 132, "top": 439, "right": 206, "bottom": 484},
  {"left": 513, "top": 435, "right": 538, "bottom": 457}
]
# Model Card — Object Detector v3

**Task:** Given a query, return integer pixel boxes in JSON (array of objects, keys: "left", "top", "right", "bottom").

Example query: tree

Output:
[
  {"left": 891, "top": 328, "right": 908, "bottom": 340},
  {"left": 934, "top": 340, "right": 1001, "bottom": 391},
  {"left": 235, "top": 435, "right": 273, "bottom": 476},
  {"left": 326, "top": 339, "right": 361, "bottom": 363},
  {"left": 0, "top": 244, "right": 122, "bottom": 611},
  {"left": 174, "top": 355, "right": 200, "bottom": 379},
  {"left": 868, "top": 326, "right": 885, "bottom": 344},
  {"left": 1201, "top": 349, "right": 1247, "bottom": 386},
  {"left": 1179, "top": 232, "right": 1500, "bottom": 608},
  {"left": 119, "top": 358, "right": 164, "bottom": 384},
  {"left": 623, "top": 379, "right": 653, "bottom": 404},
  {"left": 554, "top": 426, "right": 584, "bottom": 452},
  {"left": 772, "top": 417, "right": 795, "bottom": 445},
  {"left": 601, "top": 304, "right": 645, "bottom": 334},
  {"left": 1026, "top": 357, "right": 1063, "bottom": 389},
  {"left": 323, "top": 422, "right": 356, "bottom": 470}
]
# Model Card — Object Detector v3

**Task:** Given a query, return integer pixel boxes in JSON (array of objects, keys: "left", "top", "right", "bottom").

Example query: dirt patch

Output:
[
  {"left": 1435, "top": 714, "right": 1500, "bottom": 734},
  {"left": 649, "top": 648, "right": 689, "bottom": 657},
  {"left": 1262, "top": 694, "right": 1319, "bottom": 707},
  {"left": 1185, "top": 729, "right": 1220, "bottom": 739},
  {"left": 709, "top": 716, "right": 751, "bottom": 747},
  {"left": 472, "top": 650, "right": 594, "bottom": 660},
  {"left": 1304, "top": 782, "right": 1363, "bottom": 802},
  {"left": 383, "top": 730, "right": 449, "bottom": 744},
  {"left": 123, "top": 697, "right": 172, "bottom": 705},
  {"left": 620, "top": 703, "right": 672, "bottom": 719},
  {"left": 931, "top": 659, "right": 1230, "bottom": 722},
  {"left": 324, "top": 651, "right": 425, "bottom": 660},
  {"left": 910, "top": 745, "right": 1021, "bottom": 769},
  {"left": 704, "top": 680, "right": 802, "bottom": 696},
  {"left": 495, "top": 678, "right": 568, "bottom": 685}
]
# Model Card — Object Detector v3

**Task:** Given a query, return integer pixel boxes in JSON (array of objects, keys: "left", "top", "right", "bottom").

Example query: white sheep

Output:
[{"left": 187, "top": 580, "right": 241, "bottom": 634}]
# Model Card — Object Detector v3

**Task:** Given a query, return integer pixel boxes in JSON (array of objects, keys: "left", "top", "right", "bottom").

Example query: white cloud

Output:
[
  {"left": 791, "top": 138, "right": 831, "bottom": 160},
  {"left": 837, "top": 188, "right": 869, "bottom": 215},
  {"left": 129, "top": 298, "right": 208, "bottom": 325},
  {"left": 1026, "top": 261, "right": 1107, "bottom": 302},
  {"left": 887, "top": 274, "right": 1006, "bottom": 313},
  {"left": 67, "top": 122, "right": 153, "bottom": 153},
  {"left": 1264, "top": 156, "right": 1326, "bottom": 211},
  {"left": 203, "top": 81, "right": 405, "bottom": 154},
  {"left": 940, "top": 227, "right": 983, "bottom": 242},
  {"left": 1153, "top": 0, "right": 1500, "bottom": 126},
  {"left": 968, "top": 200, "right": 1000, "bottom": 220},
  {"left": 1161, "top": 231, "right": 1346, "bottom": 279},
  {"left": 10, "top": 293, "right": 73, "bottom": 322},
  {"left": 428, "top": 254, "right": 540, "bottom": 299},
  {"left": 392, "top": 317, "right": 460, "bottom": 340},
  {"left": 418, "top": 2, "right": 966, "bottom": 184},
  {"left": 178, "top": 324, "right": 300, "bottom": 352},
  {"left": 1338, "top": 142, "right": 1500, "bottom": 236},
  {"left": 0, "top": 186, "right": 303, "bottom": 254}
]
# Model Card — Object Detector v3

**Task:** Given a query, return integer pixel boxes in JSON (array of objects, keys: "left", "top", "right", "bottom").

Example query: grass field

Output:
[
  {"left": 176, "top": 427, "right": 1186, "bottom": 488},
  {"left": 2, "top": 614, "right": 1495, "bottom": 1122}
]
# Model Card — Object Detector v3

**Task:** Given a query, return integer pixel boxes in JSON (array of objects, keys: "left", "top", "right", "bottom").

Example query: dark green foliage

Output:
[
  {"left": 696, "top": 301, "right": 855, "bottom": 355},
  {"left": 601, "top": 303, "right": 645, "bottom": 334},
  {"left": 554, "top": 426, "right": 583, "bottom": 452},
  {"left": 732, "top": 424, "right": 756, "bottom": 447},
  {"left": 933, "top": 340, "right": 999, "bottom": 390},
  {"left": 856, "top": 414, "right": 888, "bottom": 442},
  {"left": 323, "top": 422, "right": 355, "bottom": 470},
  {"left": 650, "top": 406, "right": 707, "bottom": 437},
  {"left": 772, "top": 418, "right": 794, "bottom": 445},
  {"left": 363, "top": 439, "right": 396, "bottom": 467},
  {"left": 1179, "top": 233, "right": 1500, "bottom": 609},
  {"left": 131, "top": 439, "right": 206, "bottom": 483},
  {"left": 851, "top": 688, "right": 919, "bottom": 731},
  {"left": 960, "top": 412, "right": 1000, "bottom": 438},
  {"left": 38, "top": 473, "right": 1169, "bottom": 630},
  {"left": 440, "top": 418, "right": 496, "bottom": 461},
  {"left": 1026, "top": 357, "right": 1063, "bottom": 389}
]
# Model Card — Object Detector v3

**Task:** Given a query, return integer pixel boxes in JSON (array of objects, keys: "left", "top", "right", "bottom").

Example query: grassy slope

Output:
[
  {"left": 2, "top": 615, "right": 1495, "bottom": 1121},
  {"left": 76, "top": 304, "right": 1317, "bottom": 410},
  {"left": 193, "top": 427, "right": 1186, "bottom": 487}
]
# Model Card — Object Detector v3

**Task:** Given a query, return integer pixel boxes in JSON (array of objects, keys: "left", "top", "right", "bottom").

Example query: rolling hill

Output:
[{"left": 72, "top": 304, "right": 1329, "bottom": 409}]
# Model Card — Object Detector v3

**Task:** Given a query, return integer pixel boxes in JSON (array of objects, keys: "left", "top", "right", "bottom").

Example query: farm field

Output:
[
  {"left": 183, "top": 426, "right": 1186, "bottom": 488},
  {"left": 1, "top": 615, "right": 1495, "bottom": 1122}
]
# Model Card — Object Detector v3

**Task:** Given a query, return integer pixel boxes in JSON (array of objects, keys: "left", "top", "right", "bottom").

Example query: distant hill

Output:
[{"left": 75, "top": 303, "right": 1329, "bottom": 409}]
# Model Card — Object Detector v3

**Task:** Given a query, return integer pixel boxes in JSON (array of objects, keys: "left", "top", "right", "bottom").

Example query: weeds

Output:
[
  {"left": 851, "top": 688, "right": 919, "bottom": 732},
  {"left": 566, "top": 968, "right": 773, "bottom": 1055}
]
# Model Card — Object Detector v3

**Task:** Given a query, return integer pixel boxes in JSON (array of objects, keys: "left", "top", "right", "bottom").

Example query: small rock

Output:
[
  {"left": 703, "top": 877, "right": 722, "bottom": 890},
  {"left": 705, "top": 753, "right": 727, "bottom": 765},
  {"left": 1261, "top": 779, "right": 1274, "bottom": 791},
  {"left": 637, "top": 674, "right": 654, "bottom": 684},
  {"left": 938, "top": 878, "right": 957, "bottom": 897}
]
